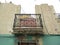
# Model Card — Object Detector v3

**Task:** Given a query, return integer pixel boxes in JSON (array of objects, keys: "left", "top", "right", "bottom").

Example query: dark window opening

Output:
[
  {"left": 18, "top": 42, "right": 36, "bottom": 45},
  {"left": 18, "top": 42, "right": 20, "bottom": 45}
]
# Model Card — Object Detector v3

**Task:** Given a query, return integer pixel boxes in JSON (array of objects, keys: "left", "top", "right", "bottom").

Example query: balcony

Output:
[{"left": 13, "top": 14, "right": 43, "bottom": 34}]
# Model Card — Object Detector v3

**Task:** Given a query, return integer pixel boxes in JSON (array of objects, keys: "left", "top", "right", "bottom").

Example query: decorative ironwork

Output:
[{"left": 13, "top": 14, "right": 43, "bottom": 34}]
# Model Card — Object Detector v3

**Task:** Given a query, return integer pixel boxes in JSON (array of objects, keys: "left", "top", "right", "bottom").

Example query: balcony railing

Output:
[{"left": 13, "top": 14, "right": 43, "bottom": 34}]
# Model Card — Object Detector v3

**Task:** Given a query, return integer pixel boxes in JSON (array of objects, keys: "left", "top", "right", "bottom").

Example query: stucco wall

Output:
[
  {"left": 56, "top": 18, "right": 60, "bottom": 33},
  {"left": 0, "top": 3, "right": 21, "bottom": 34},
  {"left": 35, "top": 4, "right": 60, "bottom": 34}
]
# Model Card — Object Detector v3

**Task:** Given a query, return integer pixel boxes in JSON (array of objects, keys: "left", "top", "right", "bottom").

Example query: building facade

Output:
[
  {"left": 0, "top": 3, "right": 21, "bottom": 45},
  {"left": 56, "top": 13, "right": 60, "bottom": 33},
  {"left": 35, "top": 4, "right": 60, "bottom": 45},
  {"left": 0, "top": 3, "right": 60, "bottom": 45}
]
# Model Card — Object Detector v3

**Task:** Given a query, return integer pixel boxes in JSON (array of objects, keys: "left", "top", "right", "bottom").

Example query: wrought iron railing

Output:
[{"left": 13, "top": 14, "right": 43, "bottom": 34}]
